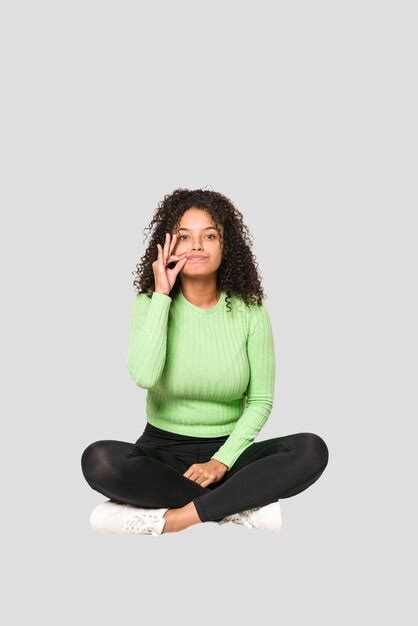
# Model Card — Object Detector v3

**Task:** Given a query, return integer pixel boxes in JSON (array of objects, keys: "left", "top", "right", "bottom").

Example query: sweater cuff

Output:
[
  {"left": 151, "top": 291, "right": 172, "bottom": 304},
  {"left": 145, "top": 290, "right": 172, "bottom": 335},
  {"left": 210, "top": 440, "right": 252, "bottom": 470},
  {"left": 148, "top": 291, "right": 172, "bottom": 317}
]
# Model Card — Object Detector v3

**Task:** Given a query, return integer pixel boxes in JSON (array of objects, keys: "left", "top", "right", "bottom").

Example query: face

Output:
[{"left": 172, "top": 208, "right": 224, "bottom": 277}]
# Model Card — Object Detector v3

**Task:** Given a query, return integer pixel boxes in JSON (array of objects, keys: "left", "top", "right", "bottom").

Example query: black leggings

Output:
[{"left": 81, "top": 422, "right": 329, "bottom": 523}]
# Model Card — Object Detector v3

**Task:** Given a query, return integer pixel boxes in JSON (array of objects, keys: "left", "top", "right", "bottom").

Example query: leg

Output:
[
  {"left": 192, "top": 432, "right": 329, "bottom": 522},
  {"left": 81, "top": 439, "right": 210, "bottom": 509}
]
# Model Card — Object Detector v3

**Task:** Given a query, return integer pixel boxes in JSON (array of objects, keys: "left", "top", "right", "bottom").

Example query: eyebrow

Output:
[{"left": 177, "top": 226, "right": 218, "bottom": 232}]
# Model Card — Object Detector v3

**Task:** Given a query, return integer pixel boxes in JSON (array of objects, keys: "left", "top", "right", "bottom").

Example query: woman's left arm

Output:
[{"left": 210, "top": 303, "right": 276, "bottom": 470}]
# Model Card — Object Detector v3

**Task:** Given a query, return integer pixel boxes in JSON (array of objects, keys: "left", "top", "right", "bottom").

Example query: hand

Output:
[
  {"left": 183, "top": 459, "right": 229, "bottom": 488},
  {"left": 153, "top": 232, "right": 188, "bottom": 296}
]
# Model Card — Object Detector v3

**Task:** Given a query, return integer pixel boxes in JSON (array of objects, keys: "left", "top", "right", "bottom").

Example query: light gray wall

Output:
[{"left": 1, "top": 1, "right": 415, "bottom": 625}]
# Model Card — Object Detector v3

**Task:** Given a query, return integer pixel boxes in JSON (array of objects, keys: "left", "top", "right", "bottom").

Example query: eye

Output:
[{"left": 177, "top": 234, "right": 217, "bottom": 240}]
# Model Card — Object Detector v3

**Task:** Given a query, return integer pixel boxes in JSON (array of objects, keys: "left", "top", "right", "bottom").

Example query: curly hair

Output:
[{"left": 131, "top": 188, "right": 266, "bottom": 312}]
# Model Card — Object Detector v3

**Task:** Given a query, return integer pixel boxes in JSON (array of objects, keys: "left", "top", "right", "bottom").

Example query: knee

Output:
[
  {"left": 81, "top": 440, "right": 114, "bottom": 486},
  {"left": 301, "top": 432, "right": 329, "bottom": 472}
]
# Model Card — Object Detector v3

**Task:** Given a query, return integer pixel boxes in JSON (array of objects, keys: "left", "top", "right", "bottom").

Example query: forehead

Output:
[{"left": 176, "top": 209, "right": 223, "bottom": 232}]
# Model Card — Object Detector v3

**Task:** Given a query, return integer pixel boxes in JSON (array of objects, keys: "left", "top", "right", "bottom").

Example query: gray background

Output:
[{"left": 1, "top": 1, "right": 416, "bottom": 624}]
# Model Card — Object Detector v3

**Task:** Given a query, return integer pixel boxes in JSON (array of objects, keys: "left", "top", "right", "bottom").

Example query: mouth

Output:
[{"left": 187, "top": 256, "right": 208, "bottom": 262}]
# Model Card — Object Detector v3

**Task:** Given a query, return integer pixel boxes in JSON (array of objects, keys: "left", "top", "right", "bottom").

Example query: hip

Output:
[{"left": 133, "top": 421, "right": 229, "bottom": 465}]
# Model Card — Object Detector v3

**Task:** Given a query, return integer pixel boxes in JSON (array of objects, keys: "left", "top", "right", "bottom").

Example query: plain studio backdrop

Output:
[{"left": 1, "top": 1, "right": 416, "bottom": 624}]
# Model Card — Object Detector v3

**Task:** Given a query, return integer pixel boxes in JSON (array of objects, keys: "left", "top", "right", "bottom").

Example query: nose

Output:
[{"left": 190, "top": 238, "right": 204, "bottom": 250}]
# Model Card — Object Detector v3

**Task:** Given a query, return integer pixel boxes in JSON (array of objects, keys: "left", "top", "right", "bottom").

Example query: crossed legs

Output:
[{"left": 81, "top": 432, "right": 329, "bottom": 532}]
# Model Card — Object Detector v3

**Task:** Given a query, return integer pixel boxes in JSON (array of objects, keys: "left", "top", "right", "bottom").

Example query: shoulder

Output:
[
  {"left": 130, "top": 291, "right": 153, "bottom": 317},
  {"left": 132, "top": 291, "right": 152, "bottom": 306},
  {"left": 248, "top": 300, "right": 272, "bottom": 331},
  {"left": 228, "top": 294, "right": 272, "bottom": 333}
]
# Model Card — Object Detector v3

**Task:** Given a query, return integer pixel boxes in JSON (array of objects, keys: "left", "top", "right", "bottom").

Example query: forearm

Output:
[
  {"left": 210, "top": 397, "right": 273, "bottom": 469},
  {"left": 127, "top": 291, "right": 172, "bottom": 388}
]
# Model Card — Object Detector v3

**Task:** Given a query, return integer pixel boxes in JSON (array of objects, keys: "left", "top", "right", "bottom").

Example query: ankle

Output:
[
  {"left": 162, "top": 503, "right": 201, "bottom": 533},
  {"left": 162, "top": 509, "right": 182, "bottom": 533}
]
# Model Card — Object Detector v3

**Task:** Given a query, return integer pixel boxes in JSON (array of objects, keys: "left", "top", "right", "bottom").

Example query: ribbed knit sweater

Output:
[{"left": 126, "top": 288, "right": 276, "bottom": 469}]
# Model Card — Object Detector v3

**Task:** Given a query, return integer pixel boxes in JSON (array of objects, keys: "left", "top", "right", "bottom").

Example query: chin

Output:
[{"left": 183, "top": 269, "right": 212, "bottom": 276}]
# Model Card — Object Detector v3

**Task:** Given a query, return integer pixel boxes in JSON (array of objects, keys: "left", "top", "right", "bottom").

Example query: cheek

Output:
[
  {"left": 207, "top": 243, "right": 220, "bottom": 256},
  {"left": 210, "top": 247, "right": 223, "bottom": 264},
  {"left": 174, "top": 241, "right": 186, "bottom": 253}
]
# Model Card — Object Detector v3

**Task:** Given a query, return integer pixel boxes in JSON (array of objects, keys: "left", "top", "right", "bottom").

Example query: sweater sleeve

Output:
[
  {"left": 210, "top": 303, "right": 276, "bottom": 470},
  {"left": 126, "top": 291, "right": 172, "bottom": 389}
]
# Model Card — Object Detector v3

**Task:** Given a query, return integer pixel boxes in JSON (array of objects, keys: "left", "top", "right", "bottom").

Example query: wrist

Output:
[
  {"left": 154, "top": 289, "right": 171, "bottom": 296},
  {"left": 211, "top": 458, "right": 229, "bottom": 470}
]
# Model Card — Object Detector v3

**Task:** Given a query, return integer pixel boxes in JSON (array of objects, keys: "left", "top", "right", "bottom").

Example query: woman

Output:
[{"left": 81, "top": 188, "right": 329, "bottom": 536}]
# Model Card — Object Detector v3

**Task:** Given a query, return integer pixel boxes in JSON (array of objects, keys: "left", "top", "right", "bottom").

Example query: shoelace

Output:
[
  {"left": 223, "top": 509, "right": 258, "bottom": 529},
  {"left": 125, "top": 512, "right": 162, "bottom": 535}
]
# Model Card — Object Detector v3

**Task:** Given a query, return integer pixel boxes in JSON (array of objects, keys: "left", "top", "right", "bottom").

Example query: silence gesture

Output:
[{"left": 153, "top": 232, "right": 187, "bottom": 296}]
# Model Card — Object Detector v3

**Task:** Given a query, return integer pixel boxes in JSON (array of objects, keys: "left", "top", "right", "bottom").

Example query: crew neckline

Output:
[{"left": 176, "top": 289, "right": 225, "bottom": 314}]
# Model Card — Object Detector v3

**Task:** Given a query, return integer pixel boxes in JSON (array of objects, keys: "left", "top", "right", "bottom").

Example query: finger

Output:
[
  {"left": 167, "top": 251, "right": 186, "bottom": 262},
  {"left": 187, "top": 470, "right": 201, "bottom": 482},
  {"left": 166, "top": 252, "right": 186, "bottom": 266},
  {"left": 171, "top": 256, "right": 188, "bottom": 277},
  {"left": 165, "top": 253, "right": 186, "bottom": 271},
  {"left": 167, "top": 254, "right": 187, "bottom": 270},
  {"left": 168, "top": 232, "right": 177, "bottom": 258},
  {"left": 162, "top": 232, "right": 170, "bottom": 265},
  {"left": 194, "top": 475, "right": 209, "bottom": 486}
]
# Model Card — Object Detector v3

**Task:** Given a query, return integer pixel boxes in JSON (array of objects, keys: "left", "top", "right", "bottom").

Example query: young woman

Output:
[{"left": 81, "top": 188, "right": 329, "bottom": 536}]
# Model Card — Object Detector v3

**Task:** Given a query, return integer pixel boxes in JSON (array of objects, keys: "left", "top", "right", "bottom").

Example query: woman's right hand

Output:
[{"left": 152, "top": 232, "right": 187, "bottom": 296}]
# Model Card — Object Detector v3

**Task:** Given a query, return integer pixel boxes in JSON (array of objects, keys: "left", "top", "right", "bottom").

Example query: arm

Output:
[
  {"left": 126, "top": 290, "right": 172, "bottom": 389},
  {"left": 210, "top": 303, "right": 276, "bottom": 470}
]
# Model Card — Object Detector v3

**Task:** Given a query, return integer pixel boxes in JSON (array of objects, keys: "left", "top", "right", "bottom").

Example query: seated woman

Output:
[{"left": 81, "top": 188, "right": 329, "bottom": 536}]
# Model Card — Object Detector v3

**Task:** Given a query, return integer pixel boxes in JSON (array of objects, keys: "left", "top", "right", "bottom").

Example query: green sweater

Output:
[{"left": 126, "top": 288, "right": 276, "bottom": 469}]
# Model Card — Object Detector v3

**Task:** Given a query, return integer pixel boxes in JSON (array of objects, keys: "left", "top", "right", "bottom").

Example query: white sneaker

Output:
[
  {"left": 217, "top": 501, "right": 282, "bottom": 533},
  {"left": 89, "top": 500, "right": 169, "bottom": 536}
]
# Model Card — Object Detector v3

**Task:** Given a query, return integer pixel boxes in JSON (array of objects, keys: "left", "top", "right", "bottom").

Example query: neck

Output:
[{"left": 179, "top": 279, "right": 220, "bottom": 308}]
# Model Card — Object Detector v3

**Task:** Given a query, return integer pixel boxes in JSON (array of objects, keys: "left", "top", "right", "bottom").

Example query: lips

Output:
[{"left": 187, "top": 256, "right": 208, "bottom": 261}]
